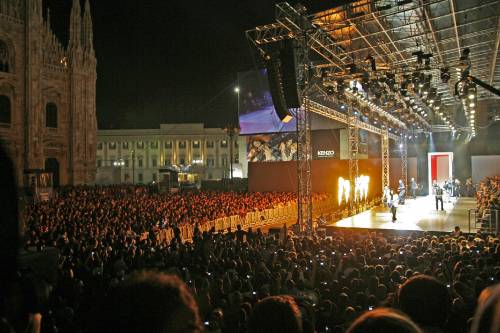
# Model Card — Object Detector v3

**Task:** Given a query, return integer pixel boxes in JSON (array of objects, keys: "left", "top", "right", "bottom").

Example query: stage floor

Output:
[{"left": 328, "top": 196, "right": 477, "bottom": 233}]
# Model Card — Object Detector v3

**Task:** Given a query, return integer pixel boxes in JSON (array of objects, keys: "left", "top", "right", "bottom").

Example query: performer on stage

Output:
[
  {"left": 454, "top": 178, "right": 461, "bottom": 197},
  {"left": 398, "top": 179, "right": 405, "bottom": 204},
  {"left": 435, "top": 184, "right": 444, "bottom": 211},
  {"left": 382, "top": 185, "right": 390, "bottom": 207},
  {"left": 389, "top": 190, "right": 399, "bottom": 222},
  {"left": 410, "top": 178, "right": 418, "bottom": 199}
]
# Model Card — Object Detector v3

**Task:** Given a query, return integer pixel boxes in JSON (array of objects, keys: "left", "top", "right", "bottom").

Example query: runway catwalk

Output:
[{"left": 328, "top": 196, "right": 477, "bottom": 233}]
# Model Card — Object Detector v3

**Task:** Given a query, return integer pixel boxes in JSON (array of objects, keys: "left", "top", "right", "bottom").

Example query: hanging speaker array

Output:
[{"left": 265, "top": 39, "right": 300, "bottom": 123}]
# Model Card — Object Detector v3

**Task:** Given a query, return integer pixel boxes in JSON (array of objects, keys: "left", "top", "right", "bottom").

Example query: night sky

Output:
[{"left": 44, "top": 0, "right": 290, "bottom": 129}]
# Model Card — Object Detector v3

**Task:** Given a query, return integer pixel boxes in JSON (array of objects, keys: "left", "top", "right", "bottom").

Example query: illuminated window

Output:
[
  {"left": 122, "top": 142, "right": 129, "bottom": 149},
  {"left": 192, "top": 140, "right": 200, "bottom": 148},
  {"left": 220, "top": 140, "right": 228, "bottom": 148},
  {"left": 221, "top": 155, "right": 228, "bottom": 166},
  {"left": 164, "top": 141, "right": 172, "bottom": 149},
  {"left": 136, "top": 141, "right": 144, "bottom": 149},
  {"left": 109, "top": 142, "right": 117, "bottom": 150},
  {"left": 179, "top": 141, "right": 186, "bottom": 149}
]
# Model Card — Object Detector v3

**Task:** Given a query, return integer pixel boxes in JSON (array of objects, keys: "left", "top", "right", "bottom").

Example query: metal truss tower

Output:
[
  {"left": 381, "top": 130, "right": 390, "bottom": 192},
  {"left": 348, "top": 113, "right": 359, "bottom": 211},
  {"left": 400, "top": 135, "right": 408, "bottom": 190},
  {"left": 295, "top": 24, "right": 313, "bottom": 232},
  {"left": 296, "top": 98, "right": 312, "bottom": 232}
]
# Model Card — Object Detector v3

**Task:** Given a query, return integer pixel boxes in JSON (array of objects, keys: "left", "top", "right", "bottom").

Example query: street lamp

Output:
[
  {"left": 224, "top": 125, "right": 240, "bottom": 180},
  {"left": 131, "top": 149, "right": 135, "bottom": 184}
]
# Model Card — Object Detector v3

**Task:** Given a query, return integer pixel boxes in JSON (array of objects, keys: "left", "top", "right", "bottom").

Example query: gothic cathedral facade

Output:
[{"left": 0, "top": 0, "right": 97, "bottom": 186}]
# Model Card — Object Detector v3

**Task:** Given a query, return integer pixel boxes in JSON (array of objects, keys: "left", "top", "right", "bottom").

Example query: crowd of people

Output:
[
  {"left": 476, "top": 176, "right": 500, "bottom": 228},
  {"left": 9, "top": 217, "right": 500, "bottom": 333},
  {"left": 2, "top": 182, "right": 498, "bottom": 333},
  {"left": 1, "top": 139, "right": 499, "bottom": 333}
]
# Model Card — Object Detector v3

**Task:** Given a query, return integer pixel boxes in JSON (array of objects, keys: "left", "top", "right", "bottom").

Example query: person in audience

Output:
[
  {"left": 248, "top": 295, "right": 302, "bottom": 333},
  {"left": 470, "top": 285, "right": 500, "bottom": 333},
  {"left": 452, "top": 225, "right": 463, "bottom": 238},
  {"left": 346, "top": 308, "right": 423, "bottom": 333},
  {"left": 398, "top": 275, "right": 451, "bottom": 333},
  {"left": 92, "top": 271, "right": 202, "bottom": 333}
]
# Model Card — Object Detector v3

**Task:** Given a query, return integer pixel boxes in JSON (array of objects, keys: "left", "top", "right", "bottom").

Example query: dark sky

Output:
[
  {"left": 44, "top": 0, "right": 340, "bottom": 129},
  {"left": 44, "top": 0, "right": 285, "bottom": 129}
]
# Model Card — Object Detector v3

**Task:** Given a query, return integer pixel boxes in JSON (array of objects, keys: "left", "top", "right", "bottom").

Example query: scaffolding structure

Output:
[
  {"left": 400, "top": 135, "right": 408, "bottom": 189},
  {"left": 381, "top": 130, "right": 390, "bottom": 192},
  {"left": 296, "top": 99, "right": 312, "bottom": 232},
  {"left": 348, "top": 114, "right": 359, "bottom": 211}
]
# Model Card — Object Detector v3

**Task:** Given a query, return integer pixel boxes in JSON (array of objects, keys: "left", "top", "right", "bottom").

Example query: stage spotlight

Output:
[
  {"left": 440, "top": 67, "right": 450, "bottom": 83},
  {"left": 412, "top": 50, "right": 424, "bottom": 64},
  {"left": 336, "top": 80, "right": 345, "bottom": 94},
  {"left": 365, "top": 54, "right": 376, "bottom": 71},
  {"left": 347, "top": 63, "right": 357, "bottom": 74},
  {"left": 327, "top": 86, "right": 335, "bottom": 95},
  {"left": 460, "top": 48, "right": 470, "bottom": 61}
]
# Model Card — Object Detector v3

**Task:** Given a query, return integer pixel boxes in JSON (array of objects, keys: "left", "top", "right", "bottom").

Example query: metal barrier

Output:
[
  {"left": 469, "top": 208, "right": 499, "bottom": 235},
  {"left": 155, "top": 199, "right": 339, "bottom": 245}
]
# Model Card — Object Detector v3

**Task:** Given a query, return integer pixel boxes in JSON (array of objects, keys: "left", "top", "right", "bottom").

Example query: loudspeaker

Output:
[
  {"left": 279, "top": 40, "right": 301, "bottom": 108},
  {"left": 266, "top": 52, "right": 293, "bottom": 123}
]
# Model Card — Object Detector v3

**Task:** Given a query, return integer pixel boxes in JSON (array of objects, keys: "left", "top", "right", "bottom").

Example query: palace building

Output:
[{"left": 96, "top": 123, "right": 247, "bottom": 184}]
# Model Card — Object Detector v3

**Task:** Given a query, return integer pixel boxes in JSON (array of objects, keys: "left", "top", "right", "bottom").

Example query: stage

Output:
[{"left": 327, "top": 196, "right": 477, "bottom": 233}]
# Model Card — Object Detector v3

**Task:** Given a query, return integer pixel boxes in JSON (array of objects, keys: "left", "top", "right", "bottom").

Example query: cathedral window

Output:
[
  {"left": 0, "top": 41, "right": 10, "bottom": 73},
  {"left": 45, "top": 103, "right": 58, "bottom": 128},
  {"left": 0, "top": 95, "right": 11, "bottom": 123}
]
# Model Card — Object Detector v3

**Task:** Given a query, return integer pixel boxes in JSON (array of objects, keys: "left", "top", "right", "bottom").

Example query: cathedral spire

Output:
[
  {"left": 69, "top": 0, "right": 81, "bottom": 51},
  {"left": 46, "top": 8, "right": 51, "bottom": 28},
  {"left": 82, "top": 0, "right": 94, "bottom": 53}
]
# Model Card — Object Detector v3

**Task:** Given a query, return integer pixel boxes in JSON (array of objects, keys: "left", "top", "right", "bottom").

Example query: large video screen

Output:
[
  {"left": 238, "top": 69, "right": 297, "bottom": 135},
  {"left": 246, "top": 129, "right": 342, "bottom": 162},
  {"left": 247, "top": 132, "right": 297, "bottom": 162}
]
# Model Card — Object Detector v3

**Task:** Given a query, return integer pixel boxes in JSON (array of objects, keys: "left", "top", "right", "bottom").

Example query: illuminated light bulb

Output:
[
  {"left": 468, "top": 94, "right": 475, "bottom": 99},
  {"left": 469, "top": 102, "right": 475, "bottom": 108}
]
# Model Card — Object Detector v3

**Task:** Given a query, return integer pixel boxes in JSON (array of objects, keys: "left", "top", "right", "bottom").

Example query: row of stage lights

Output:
[
  {"left": 322, "top": 48, "right": 479, "bottom": 135},
  {"left": 456, "top": 68, "right": 477, "bottom": 137}
]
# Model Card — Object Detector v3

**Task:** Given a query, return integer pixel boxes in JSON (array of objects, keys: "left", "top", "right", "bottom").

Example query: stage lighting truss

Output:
[{"left": 247, "top": 0, "right": 500, "bottom": 135}]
